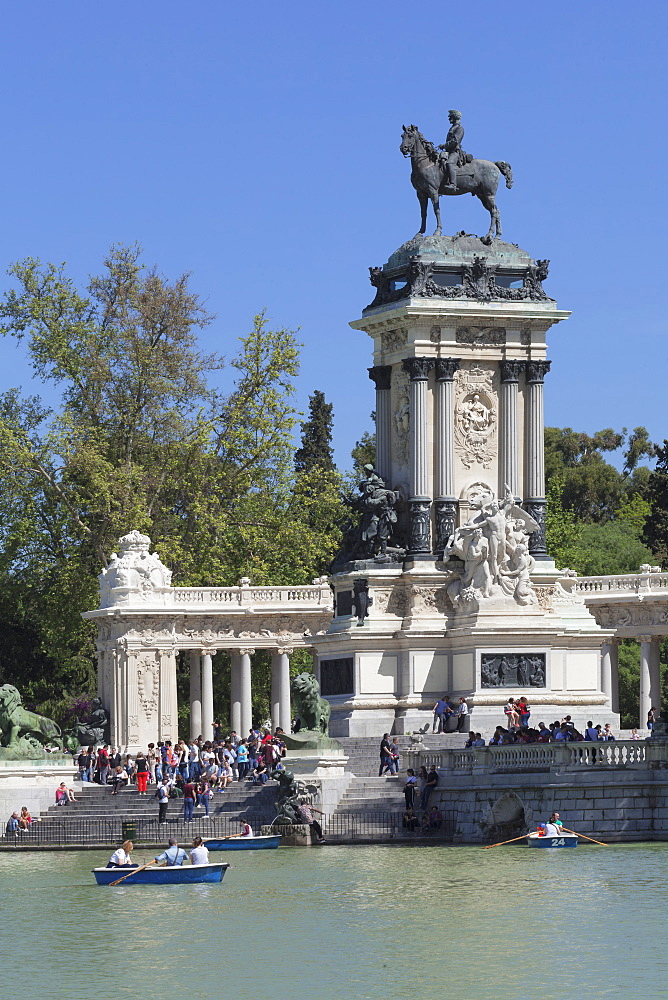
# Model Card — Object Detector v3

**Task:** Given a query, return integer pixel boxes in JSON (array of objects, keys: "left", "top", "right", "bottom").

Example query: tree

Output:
[
  {"left": 0, "top": 246, "right": 330, "bottom": 719},
  {"left": 294, "top": 390, "right": 335, "bottom": 474},
  {"left": 351, "top": 428, "right": 376, "bottom": 473},
  {"left": 643, "top": 440, "right": 668, "bottom": 563},
  {"left": 545, "top": 425, "right": 656, "bottom": 524}
]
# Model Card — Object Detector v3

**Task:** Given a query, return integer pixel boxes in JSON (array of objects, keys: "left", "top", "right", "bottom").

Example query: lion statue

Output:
[
  {"left": 290, "top": 672, "right": 330, "bottom": 734},
  {"left": 0, "top": 685, "right": 62, "bottom": 748}
]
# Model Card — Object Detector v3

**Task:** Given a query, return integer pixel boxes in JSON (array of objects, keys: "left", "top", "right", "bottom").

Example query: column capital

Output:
[
  {"left": 276, "top": 646, "right": 294, "bottom": 656},
  {"left": 368, "top": 365, "right": 392, "bottom": 390},
  {"left": 200, "top": 647, "right": 217, "bottom": 656},
  {"left": 435, "top": 357, "right": 460, "bottom": 381},
  {"left": 402, "top": 356, "right": 434, "bottom": 381},
  {"left": 500, "top": 360, "right": 525, "bottom": 383},
  {"left": 525, "top": 360, "right": 552, "bottom": 384},
  {"left": 238, "top": 647, "right": 256, "bottom": 656},
  {"left": 638, "top": 635, "right": 655, "bottom": 644}
]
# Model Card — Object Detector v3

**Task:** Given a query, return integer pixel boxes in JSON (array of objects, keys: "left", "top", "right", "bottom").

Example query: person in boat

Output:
[
  {"left": 548, "top": 812, "right": 563, "bottom": 830},
  {"left": 155, "top": 837, "right": 188, "bottom": 866},
  {"left": 229, "top": 819, "right": 254, "bottom": 839},
  {"left": 190, "top": 835, "right": 210, "bottom": 866},
  {"left": 543, "top": 820, "right": 560, "bottom": 837},
  {"left": 107, "top": 839, "right": 137, "bottom": 868}
]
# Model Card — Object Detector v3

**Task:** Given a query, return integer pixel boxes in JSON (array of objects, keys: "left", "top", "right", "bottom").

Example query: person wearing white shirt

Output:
[
  {"left": 544, "top": 822, "right": 559, "bottom": 837},
  {"left": 107, "top": 840, "right": 136, "bottom": 868},
  {"left": 190, "top": 836, "right": 209, "bottom": 865}
]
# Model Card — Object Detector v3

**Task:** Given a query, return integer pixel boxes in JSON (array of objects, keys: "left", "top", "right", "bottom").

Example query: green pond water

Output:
[{"left": 3, "top": 843, "right": 667, "bottom": 1000}]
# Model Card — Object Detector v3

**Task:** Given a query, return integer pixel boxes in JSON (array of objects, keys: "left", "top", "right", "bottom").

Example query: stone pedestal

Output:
[{"left": 316, "top": 234, "right": 615, "bottom": 736}]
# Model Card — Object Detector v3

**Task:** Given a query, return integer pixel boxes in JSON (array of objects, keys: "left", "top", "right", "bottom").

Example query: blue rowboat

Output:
[
  {"left": 204, "top": 834, "right": 282, "bottom": 851},
  {"left": 93, "top": 863, "right": 229, "bottom": 885},
  {"left": 526, "top": 832, "right": 578, "bottom": 848}
]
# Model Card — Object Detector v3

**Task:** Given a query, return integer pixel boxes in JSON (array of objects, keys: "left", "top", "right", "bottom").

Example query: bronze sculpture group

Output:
[{"left": 400, "top": 111, "right": 513, "bottom": 243}]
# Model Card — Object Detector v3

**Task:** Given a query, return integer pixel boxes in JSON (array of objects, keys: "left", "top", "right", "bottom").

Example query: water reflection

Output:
[{"left": 1, "top": 844, "right": 666, "bottom": 1000}]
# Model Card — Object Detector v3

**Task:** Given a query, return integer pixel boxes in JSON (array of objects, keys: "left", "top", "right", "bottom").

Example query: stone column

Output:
[
  {"left": 189, "top": 650, "right": 202, "bottom": 740},
  {"left": 523, "top": 359, "right": 551, "bottom": 559},
  {"left": 368, "top": 365, "right": 392, "bottom": 483},
  {"left": 601, "top": 641, "right": 613, "bottom": 706},
  {"left": 111, "top": 648, "right": 121, "bottom": 749},
  {"left": 402, "top": 357, "right": 435, "bottom": 556},
  {"left": 500, "top": 360, "right": 525, "bottom": 499},
  {"left": 271, "top": 647, "right": 292, "bottom": 731},
  {"left": 610, "top": 638, "right": 620, "bottom": 714},
  {"left": 637, "top": 637, "right": 663, "bottom": 724},
  {"left": 125, "top": 649, "right": 140, "bottom": 752},
  {"left": 201, "top": 649, "right": 215, "bottom": 743},
  {"left": 230, "top": 651, "right": 241, "bottom": 735},
  {"left": 434, "top": 358, "right": 460, "bottom": 553},
  {"left": 650, "top": 636, "right": 662, "bottom": 717},
  {"left": 159, "top": 649, "right": 179, "bottom": 746},
  {"left": 239, "top": 647, "right": 254, "bottom": 737}
]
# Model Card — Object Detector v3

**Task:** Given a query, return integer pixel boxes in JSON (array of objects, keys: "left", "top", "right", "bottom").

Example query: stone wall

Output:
[
  {"left": 429, "top": 768, "right": 668, "bottom": 844},
  {"left": 0, "top": 763, "right": 79, "bottom": 821}
]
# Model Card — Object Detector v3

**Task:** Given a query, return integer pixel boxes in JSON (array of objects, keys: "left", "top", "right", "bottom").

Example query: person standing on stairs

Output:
[{"left": 378, "top": 734, "right": 393, "bottom": 776}]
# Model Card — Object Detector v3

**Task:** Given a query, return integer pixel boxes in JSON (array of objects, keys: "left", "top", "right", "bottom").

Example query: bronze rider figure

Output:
[{"left": 439, "top": 109, "right": 464, "bottom": 192}]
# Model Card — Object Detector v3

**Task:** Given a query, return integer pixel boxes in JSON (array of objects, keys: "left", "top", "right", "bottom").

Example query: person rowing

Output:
[
  {"left": 106, "top": 839, "right": 138, "bottom": 868},
  {"left": 228, "top": 818, "right": 254, "bottom": 838}
]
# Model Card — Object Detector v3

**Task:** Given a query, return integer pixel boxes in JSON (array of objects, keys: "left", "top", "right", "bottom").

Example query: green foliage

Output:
[
  {"left": 617, "top": 640, "right": 640, "bottom": 729},
  {"left": 351, "top": 429, "right": 376, "bottom": 472},
  {"left": 294, "top": 390, "right": 335, "bottom": 474},
  {"left": 545, "top": 425, "right": 656, "bottom": 524},
  {"left": 545, "top": 476, "right": 583, "bottom": 570},
  {"left": 643, "top": 440, "right": 668, "bottom": 564},
  {"left": 575, "top": 522, "right": 654, "bottom": 576}
]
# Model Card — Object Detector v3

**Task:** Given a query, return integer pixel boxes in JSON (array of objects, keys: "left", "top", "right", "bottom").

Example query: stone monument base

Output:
[{"left": 317, "top": 563, "right": 617, "bottom": 737}]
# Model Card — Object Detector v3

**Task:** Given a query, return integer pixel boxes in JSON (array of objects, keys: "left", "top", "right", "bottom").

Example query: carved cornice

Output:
[
  {"left": 525, "top": 360, "right": 552, "bottom": 384},
  {"left": 500, "top": 360, "right": 526, "bottom": 383},
  {"left": 368, "top": 365, "right": 392, "bottom": 391},
  {"left": 402, "top": 357, "right": 435, "bottom": 381},
  {"left": 435, "top": 357, "right": 460, "bottom": 382}
]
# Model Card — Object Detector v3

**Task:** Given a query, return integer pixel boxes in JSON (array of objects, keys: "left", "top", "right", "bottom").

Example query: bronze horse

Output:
[{"left": 400, "top": 125, "right": 513, "bottom": 243}]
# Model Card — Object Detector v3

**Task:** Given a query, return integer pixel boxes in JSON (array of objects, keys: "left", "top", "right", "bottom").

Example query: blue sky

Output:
[{"left": 0, "top": 1, "right": 665, "bottom": 467}]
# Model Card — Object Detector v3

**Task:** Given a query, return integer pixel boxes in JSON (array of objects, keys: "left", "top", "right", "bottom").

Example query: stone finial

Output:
[{"left": 98, "top": 531, "right": 173, "bottom": 609}]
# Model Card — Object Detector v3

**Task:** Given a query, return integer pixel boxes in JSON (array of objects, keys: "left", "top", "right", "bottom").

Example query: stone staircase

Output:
[
  {"left": 333, "top": 733, "right": 467, "bottom": 776},
  {"left": 10, "top": 780, "right": 278, "bottom": 848}
]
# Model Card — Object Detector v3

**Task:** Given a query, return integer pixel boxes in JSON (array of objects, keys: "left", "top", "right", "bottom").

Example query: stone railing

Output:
[
  {"left": 173, "top": 582, "right": 333, "bottom": 609},
  {"left": 574, "top": 571, "right": 668, "bottom": 597},
  {"left": 408, "top": 740, "right": 665, "bottom": 773}
]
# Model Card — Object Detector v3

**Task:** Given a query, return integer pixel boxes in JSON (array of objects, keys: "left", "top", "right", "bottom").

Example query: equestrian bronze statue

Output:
[{"left": 400, "top": 117, "right": 513, "bottom": 244}]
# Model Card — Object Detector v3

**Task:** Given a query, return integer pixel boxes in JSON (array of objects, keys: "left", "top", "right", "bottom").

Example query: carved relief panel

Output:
[
  {"left": 136, "top": 651, "right": 160, "bottom": 723},
  {"left": 454, "top": 364, "right": 497, "bottom": 470},
  {"left": 393, "top": 367, "right": 410, "bottom": 467}
]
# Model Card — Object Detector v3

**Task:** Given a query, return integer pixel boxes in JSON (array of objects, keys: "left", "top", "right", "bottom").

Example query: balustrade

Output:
[{"left": 409, "top": 740, "right": 660, "bottom": 774}]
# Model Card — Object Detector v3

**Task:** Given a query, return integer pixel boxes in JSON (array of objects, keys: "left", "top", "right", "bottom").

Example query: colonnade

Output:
[
  {"left": 368, "top": 357, "right": 551, "bottom": 559},
  {"left": 188, "top": 647, "right": 293, "bottom": 741},
  {"left": 601, "top": 637, "right": 662, "bottom": 725}
]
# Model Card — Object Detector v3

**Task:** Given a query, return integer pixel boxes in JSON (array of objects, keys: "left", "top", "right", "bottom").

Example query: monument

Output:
[{"left": 313, "top": 117, "right": 614, "bottom": 736}]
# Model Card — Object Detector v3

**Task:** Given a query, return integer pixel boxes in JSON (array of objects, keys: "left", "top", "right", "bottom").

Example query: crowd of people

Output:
[
  {"left": 4, "top": 726, "right": 289, "bottom": 835},
  {"left": 465, "top": 715, "right": 619, "bottom": 746}
]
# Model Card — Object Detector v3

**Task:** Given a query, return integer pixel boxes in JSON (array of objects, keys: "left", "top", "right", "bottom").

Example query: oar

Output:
[
  {"left": 482, "top": 833, "right": 528, "bottom": 849},
  {"left": 562, "top": 826, "right": 608, "bottom": 847},
  {"left": 109, "top": 859, "right": 158, "bottom": 886}
]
